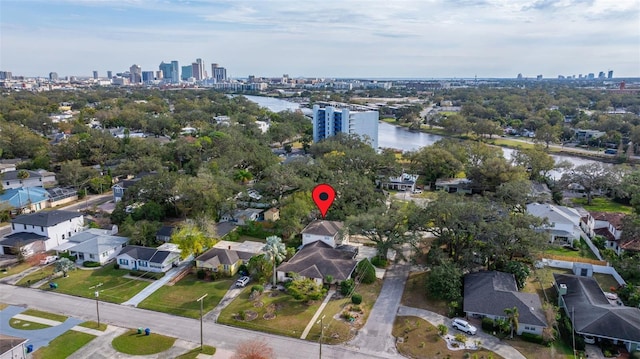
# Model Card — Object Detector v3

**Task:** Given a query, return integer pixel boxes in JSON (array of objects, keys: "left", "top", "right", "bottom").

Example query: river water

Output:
[{"left": 243, "top": 95, "right": 598, "bottom": 175}]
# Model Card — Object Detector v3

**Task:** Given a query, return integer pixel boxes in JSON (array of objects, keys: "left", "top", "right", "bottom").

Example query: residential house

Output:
[
  {"left": 554, "top": 273, "right": 640, "bottom": 352},
  {"left": 276, "top": 241, "right": 358, "bottom": 285},
  {"left": 0, "top": 187, "right": 49, "bottom": 214},
  {"left": 590, "top": 212, "right": 625, "bottom": 255},
  {"left": 378, "top": 173, "right": 419, "bottom": 192},
  {"left": 53, "top": 228, "right": 128, "bottom": 265},
  {"left": 0, "top": 334, "right": 28, "bottom": 359},
  {"left": 264, "top": 208, "right": 280, "bottom": 222},
  {"left": 526, "top": 203, "right": 583, "bottom": 246},
  {"left": 302, "top": 220, "right": 347, "bottom": 248},
  {"left": 195, "top": 240, "right": 263, "bottom": 276},
  {"left": 220, "top": 208, "right": 263, "bottom": 225},
  {"left": 1, "top": 170, "right": 47, "bottom": 190},
  {"left": 155, "top": 226, "right": 175, "bottom": 243},
  {"left": 0, "top": 164, "right": 16, "bottom": 173},
  {"left": 0, "top": 210, "right": 84, "bottom": 256},
  {"left": 435, "top": 178, "right": 473, "bottom": 194},
  {"left": 576, "top": 129, "right": 606, "bottom": 143},
  {"left": 111, "top": 178, "right": 141, "bottom": 203},
  {"left": 464, "top": 271, "right": 547, "bottom": 335},
  {"left": 116, "top": 244, "right": 180, "bottom": 273}
]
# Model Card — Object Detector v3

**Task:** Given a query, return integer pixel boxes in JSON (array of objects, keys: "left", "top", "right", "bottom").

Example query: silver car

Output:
[{"left": 452, "top": 318, "right": 477, "bottom": 335}]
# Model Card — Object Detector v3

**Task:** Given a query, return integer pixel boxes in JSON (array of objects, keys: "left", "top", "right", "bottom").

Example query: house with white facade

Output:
[
  {"left": 590, "top": 212, "right": 625, "bottom": 255},
  {"left": 53, "top": 228, "right": 128, "bottom": 265},
  {"left": 1, "top": 170, "right": 49, "bottom": 190},
  {"left": 301, "top": 220, "right": 347, "bottom": 248},
  {"left": 116, "top": 244, "right": 180, "bottom": 273},
  {"left": 0, "top": 210, "right": 84, "bottom": 256},
  {"left": 526, "top": 203, "right": 583, "bottom": 246},
  {"left": 378, "top": 173, "right": 419, "bottom": 192}
]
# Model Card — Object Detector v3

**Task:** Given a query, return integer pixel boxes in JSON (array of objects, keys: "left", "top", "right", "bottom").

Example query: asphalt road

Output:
[{"left": 0, "top": 284, "right": 401, "bottom": 359}]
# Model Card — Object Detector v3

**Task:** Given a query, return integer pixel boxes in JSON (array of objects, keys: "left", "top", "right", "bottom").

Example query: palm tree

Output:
[
  {"left": 234, "top": 169, "right": 253, "bottom": 184},
  {"left": 504, "top": 306, "right": 519, "bottom": 339},
  {"left": 16, "top": 170, "right": 31, "bottom": 213},
  {"left": 262, "top": 236, "right": 286, "bottom": 288}
]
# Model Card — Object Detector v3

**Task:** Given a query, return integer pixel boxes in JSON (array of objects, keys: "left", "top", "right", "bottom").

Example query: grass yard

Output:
[
  {"left": 487, "top": 138, "right": 538, "bottom": 150},
  {"left": 175, "top": 345, "right": 217, "bottom": 359},
  {"left": 544, "top": 245, "right": 598, "bottom": 260},
  {"left": 112, "top": 329, "right": 176, "bottom": 355},
  {"left": 16, "top": 266, "right": 55, "bottom": 287},
  {"left": 218, "top": 287, "right": 322, "bottom": 338},
  {"left": 79, "top": 321, "right": 108, "bottom": 331},
  {"left": 32, "top": 330, "right": 96, "bottom": 359},
  {"left": 522, "top": 267, "right": 572, "bottom": 301},
  {"left": 1, "top": 261, "right": 33, "bottom": 276},
  {"left": 22, "top": 309, "right": 68, "bottom": 322},
  {"left": 570, "top": 197, "right": 634, "bottom": 214},
  {"left": 10, "top": 318, "right": 51, "bottom": 330},
  {"left": 506, "top": 336, "right": 574, "bottom": 359},
  {"left": 593, "top": 273, "right": 621, "bottom": 292},
  {"left": 401, "top": 272, "right": 449, "bottom": 316},
  {"left": 393, "top": 316, "right": 504, "bottom": 359},
  {"left": 46, "top": 263, "right": 151, "bottom": 304},
  {"left": 138, "top": 275, "right": 233, "bottom": 318},
  {"left": 305, "top": 279, "right": 384, "bottom": 344}
]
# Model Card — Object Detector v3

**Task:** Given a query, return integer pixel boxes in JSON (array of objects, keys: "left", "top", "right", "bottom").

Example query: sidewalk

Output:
[
  {"left": 204, "top": 282, "right": 244, "bottom": 322},
  {"left": 300, "top": 289, "right": 336, "bottom": 339},
  {"left": 121, "top": 257, "right": 192, "bottom": 307}
]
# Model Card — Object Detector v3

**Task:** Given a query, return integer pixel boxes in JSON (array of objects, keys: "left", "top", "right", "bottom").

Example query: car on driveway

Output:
[
  {"left": 452, "top": 318, "right": 477, "bottom": 335},
  {"left": 40, "top": 256, "right": 59, "bottom": 265},
  {"left": 235, "top": 276, "right": 250, "bottom": 287}
]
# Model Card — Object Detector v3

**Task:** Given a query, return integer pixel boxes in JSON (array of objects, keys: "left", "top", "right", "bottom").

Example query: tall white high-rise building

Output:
[{"left": 312, "top": 105, "right": 379, "bottom": 149}]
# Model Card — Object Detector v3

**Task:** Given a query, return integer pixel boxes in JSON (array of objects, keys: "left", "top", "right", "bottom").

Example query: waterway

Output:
[{"left": 243, "top": 95, "right": 600, "bottom": 175}]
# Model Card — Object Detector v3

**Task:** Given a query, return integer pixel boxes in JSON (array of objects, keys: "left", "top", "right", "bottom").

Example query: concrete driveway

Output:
[{"left": 0, "top": 305, "right": 82, "bottom": 351}]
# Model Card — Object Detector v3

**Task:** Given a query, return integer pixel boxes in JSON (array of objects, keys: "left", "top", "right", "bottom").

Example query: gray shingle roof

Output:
[
  {"left": 464, "top": 271, "right": 547, "bottom": 327},
  {"left": 12, "top": 210, "right": 82, "bottom": 227},
  {"left": 195, "top": 247, "right": 254, "bottom": 266},
  {"left": 0, "top": 232, "right": 47, "bottom": 247},
  {"left": 119, "top": 245, "right": 171, "bottom": 263},
  {"left": 554, "top": 273, "right": 640, "bottom": 342},
  {"left": 276, "top": 241, "right": 357, "bottom": 281},
  {"left": 302, "top": 220, "right": 343, "bottom": 237}
]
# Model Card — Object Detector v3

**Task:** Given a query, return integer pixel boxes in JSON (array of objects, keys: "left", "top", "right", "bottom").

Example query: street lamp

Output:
[
  {"left": 197, "top": 294, "right": 208, "bottom": 351},
  {"left": 317, "top": 315, "right": 325, "bottom": 359}
]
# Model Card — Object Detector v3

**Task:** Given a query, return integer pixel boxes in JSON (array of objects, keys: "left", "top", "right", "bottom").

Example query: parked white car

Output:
[
  {"left": 235, "top": 276, "right": 250, "bottom": 288},
  {"left": 40, "top": 256, "right": 59, "bottom": 265},
  {"left": 452, "top": 318, "right": 477, "bottom": 335}
]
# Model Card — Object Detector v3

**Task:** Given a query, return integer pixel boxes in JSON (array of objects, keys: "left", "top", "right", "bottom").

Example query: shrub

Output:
[
  {"left": 83, "top": 261, "right": 100, "bottom": 268},
  {"left": 355, "top": 258, "right": 376, "bottom": 284},
  {"left": 481, "top": 317, "right": 496, "bottom": 331},
  {"left": 437, "top": 324, "right": 448, "bottom": 335},
  {"left": 351, "top": 293, "right": 362, "bottom": 304},
  {"left": 251, "top": 285, "right": 264, "bottom": 294},
  {"left": 196, "top": 269, "right": 206, "bottom": 280},
  {"left": 370, "top": 256, "right": 388, "bottom": 268},
  {"left": 340, "top": 279, "right": 355, "bottom": 295},
  {"left": 521, "top": 332, "right": 544, "bottom": 344},
  {"left": 113, "top": 263, "right": 120, "bottom": 270},
  {"left": 454, "top": 333, "right": 467, "bottom": 343},
  {"left": 129, "top": 270, "right": 165, "bottom": 280}
]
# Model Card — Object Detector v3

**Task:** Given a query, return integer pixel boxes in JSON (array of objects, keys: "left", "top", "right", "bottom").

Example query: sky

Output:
[{"left": 1, "top": 0, "right": 639, "bottom": 79}]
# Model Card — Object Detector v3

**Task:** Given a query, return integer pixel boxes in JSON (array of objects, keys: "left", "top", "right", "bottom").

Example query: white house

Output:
[
  {"left": 116, "top": 244, "right": 180, "bottom": 273},
  {"left": 526, "top": 203, "right": 582, "bottom": 246},
  {"left": 1, "top": 170, "right": 47, "bottom": 190},
  {"left": 53, "top": 228, "right": 128, "bottom": 265},
  {"left": 378, "top": 173, "right": 419, "bottom": 192},
  {"left": 0, "top": 210, "right": 84, "bottom": 255},
  {"left": 590, "top": 212, "right": 625, "bottom": 255},
  {"left": 301, "top": 220, "right": 347, "bottom": 248}
]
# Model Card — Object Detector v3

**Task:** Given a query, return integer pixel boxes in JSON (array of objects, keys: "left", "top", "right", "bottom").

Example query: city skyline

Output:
[{"left": 1, "top": 0, "right": 639, "bottom": 78}]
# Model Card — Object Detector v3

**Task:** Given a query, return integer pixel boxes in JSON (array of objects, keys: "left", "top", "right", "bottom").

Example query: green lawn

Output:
[
  {"left": 175, "top": 345, "right": 217, "bottom": 359},
  {"left": 46, "top": 263, "right": 151, "bottom": 304},
  {"left": 10, "top": 318, "right": 51, "bottom": 330},
  {"left": 218, "top": 288, "right": 321, "bottom": 338},
  {"left": 32, "top": 330, "right": 96, "bottom": 359},
  {"left": 16, "top": 266, "right": 55, "bottom": 287},
  {"left": 1, "top": 261, "right": 34, "bottom": 276},
  {"left": 79, "top": 321, "right": 108, "bottom": 331},
  {"left": 112, "top": 329, "right": 176, "bottom": 355},
  {"left": 138, "top": 275, "right": 233, "bottom": 318},
  {"left": 593, "top": 273, "right": 621, "bottom": 292},
  {"left": 571, "top": 197, "right": 634, "bottom": 214},
  {"left": 544, "top": 245, "right": 598, "bottom": 260},
  {"left": 22, "top": 309, "right": 68, "bottom": 322}
]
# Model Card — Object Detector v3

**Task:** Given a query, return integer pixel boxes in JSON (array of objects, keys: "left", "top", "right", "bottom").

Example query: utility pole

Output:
[
  {"left": 197, "top": 294, "right": 208, "bottom": 351},
  {"left": 317, "top": 315, "right": 325, "bottom": 359},
  {"left": 89, "top": 282, "right": 103, "bottom": 327}
]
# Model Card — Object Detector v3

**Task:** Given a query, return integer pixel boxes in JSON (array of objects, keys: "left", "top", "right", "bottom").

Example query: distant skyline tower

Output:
[
  {"left": 170, "top": 60, "right": 179, "bottom": 83},
  {"left": 517, "top": 73, "right": 523, "bottom": 80},
  {"left": 129, "top": 64, "right": 142, "bottom": 84},
  {"left": 598, "top": 71, "right": 605, "bottom": 79},
  {"left": 312, "top": 105, "right": 379, "bottom": 149},
  {"left": 107, "top": 70, "right": 112, "bottom": 79},
  {"left": 93, "top": 70, "right": 98, "bottom": 79},
  {"left": 142, "top": 71, "right": 154, "bottom": 84},
  {"left": 49, "top": 72, "right": 58, "bottom": 81},
  {"left": 181, "top": 65, "right": 192, "bottom": 81},
  {"left": 192, "top": 58, "right": 204, "bottom": 81},
  {"left": 211, "top": 63, "right": 227, "bottom": 82},
  {"left": 159, "top": 61, "right": 180, "bottom": 83},
  {"left": 608, "top": 70, "right": 613, "bottom": 79}
]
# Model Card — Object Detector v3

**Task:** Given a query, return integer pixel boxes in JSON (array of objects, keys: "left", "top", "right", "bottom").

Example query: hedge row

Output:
[{"left": 129, "top": 270, "right": 165, "bottom": 280}]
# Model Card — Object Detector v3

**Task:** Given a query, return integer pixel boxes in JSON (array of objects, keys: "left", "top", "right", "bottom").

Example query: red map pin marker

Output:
[{"left": 312, "top": 183, "right": 336, "bottom": 219}]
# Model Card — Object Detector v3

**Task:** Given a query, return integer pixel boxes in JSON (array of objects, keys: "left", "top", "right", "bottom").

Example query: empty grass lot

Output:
[
  {"left": 401, "top": 272, "right": 449, "bottom": 316},
  {"left": 112, "top": 329, "right": 176, "bottom": 355},
  {"left": 305, "top": 279, "right": 383, "bottom": 344},
  {"left": 393, "top": 316, "right": 504, "bottom": 359},
  {"left": 544, "top": 245, "right": 598, "bottom": 260},
  {"left": 505, "top": 336, "right": 574, "bottom": 359},
  {"left": 46, "top": 263, "right": 151, "bottom": 304},
  {"left": 570, "top": 197, "right": 634, "bottom": 214},
  {"left": 138, "top": 275, "right": 233, "bottom": 318},
  {"left": 218, "top": 288, "right": 321, "bottom": 338},
  {"left": 32, "top": 330, "right": 96, "bottom": 359}
]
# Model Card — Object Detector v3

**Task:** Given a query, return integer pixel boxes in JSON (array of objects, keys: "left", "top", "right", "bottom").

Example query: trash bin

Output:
[
  {"left": 137, "top": 328, "right": 142, "bottom": 334},
  {"left": 144, "top": 328, "right": 150, "bottom": 336},
  {"left": 49, "top": 282, "right": 58, "bottom": 289},
  {"left": 26, "top": 344, "right": 33, "bottom": 353}
]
